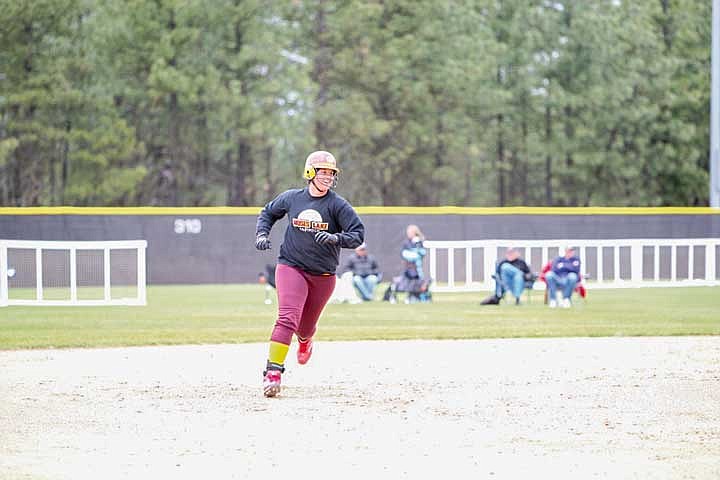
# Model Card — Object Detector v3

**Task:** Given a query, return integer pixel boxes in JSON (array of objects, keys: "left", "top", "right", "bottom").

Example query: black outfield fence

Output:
[{"left": 1, "top": 207, "right": 719, "bottom": 285}]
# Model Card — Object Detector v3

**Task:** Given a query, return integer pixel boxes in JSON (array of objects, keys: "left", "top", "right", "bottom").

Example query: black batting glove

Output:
[
  {"left": 314, "top": 231, "right": 339, "bottom": 246},
  {"left": 255, "top": 234, "right": 272, "bottom": 251}
]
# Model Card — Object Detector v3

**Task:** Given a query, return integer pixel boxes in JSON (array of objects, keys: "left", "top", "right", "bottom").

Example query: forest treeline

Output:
[{"left": 0, "top": 0, "right": 712, "bottom": 206}]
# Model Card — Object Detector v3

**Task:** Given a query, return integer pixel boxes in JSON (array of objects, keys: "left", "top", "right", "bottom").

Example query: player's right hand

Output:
[{"left": 255, "top": 234, "right": 272, "bottom": 251}]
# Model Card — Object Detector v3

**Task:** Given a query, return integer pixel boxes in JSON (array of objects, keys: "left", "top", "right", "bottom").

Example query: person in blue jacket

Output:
[
  {"left": 399, "top": 224, "right": 431, "bottom": 302},
  {"left": 545, "top": 246, "right": 581, "bottom": 308}
]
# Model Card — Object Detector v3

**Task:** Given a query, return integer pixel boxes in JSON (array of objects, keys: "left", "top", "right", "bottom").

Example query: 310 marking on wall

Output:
[{"left": 174, "top": 219, "right": 202, "bottom": 234}]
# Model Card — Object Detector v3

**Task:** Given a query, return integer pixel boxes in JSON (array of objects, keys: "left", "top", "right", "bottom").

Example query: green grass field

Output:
[{"left": 0, "top": 284, "right": 718, "bottom": 350}]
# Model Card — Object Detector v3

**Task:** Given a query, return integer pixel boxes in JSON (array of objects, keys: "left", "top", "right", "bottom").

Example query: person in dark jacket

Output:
[
  {"left": 343, "top": 243, "right": 380, "bottom": 301},
  {"left": 481, "top": 247, "right": 533, "bottom": 305},
  {"left": 255, "top": 150, "right": 365, "bottom": 397}
]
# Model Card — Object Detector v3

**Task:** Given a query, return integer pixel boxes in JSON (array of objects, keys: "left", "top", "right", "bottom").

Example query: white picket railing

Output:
[
  {"left": 424, "top": 238, "right": 720, "bottom": 293},
  {"left": 1, "top": 239, "right": 147, "bottom": 307}
]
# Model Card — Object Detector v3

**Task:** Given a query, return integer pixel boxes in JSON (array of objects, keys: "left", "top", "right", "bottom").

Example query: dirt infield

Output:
[{"left": 1, "top": 337, "right": 719, "bottom": 479}]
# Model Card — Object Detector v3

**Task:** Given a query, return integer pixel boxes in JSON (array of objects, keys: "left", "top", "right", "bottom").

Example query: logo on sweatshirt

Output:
[{"left": 292, "top": 209, "right": 328, "bottom": 232}]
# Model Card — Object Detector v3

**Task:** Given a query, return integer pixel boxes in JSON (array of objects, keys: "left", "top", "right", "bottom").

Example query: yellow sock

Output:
[{"left": 268, "top": 341, "right": 290, "bottom": 366}]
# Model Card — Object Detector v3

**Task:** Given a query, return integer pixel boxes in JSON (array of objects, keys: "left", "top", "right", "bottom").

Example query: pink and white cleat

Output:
[
  {"left": 297, "top": 337, "right": 313, "bottom": 365},
  {"left": 263, "top": 369, "right": 282, "bottom": 397}
]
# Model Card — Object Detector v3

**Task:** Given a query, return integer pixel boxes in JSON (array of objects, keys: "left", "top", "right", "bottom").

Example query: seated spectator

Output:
[
  {"left": 382, "top": 224, "right": 432, "bottom": 303},
  {"left": 539, "top": 260, "right": 587, "bottom": 304},
  {"left": 481, "top": 247, "right": 535, "bottom": 306},
  {"left": 328, "top": 271, "right": 363, "bottom": 304},
  {"left": 400, "top": 225, "right": 431, "bottom": 303},
  {"left": 343, "top": 243, "right": 380, "bottom": 301},
  {"left": 545, "top": 246, "right": 581, "bottom": 308},
  {"left": 401, "top": 224, "right": 427, "bottom": 278}
]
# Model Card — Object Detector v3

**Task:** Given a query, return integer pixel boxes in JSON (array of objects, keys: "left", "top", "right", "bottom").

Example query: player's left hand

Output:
[{"left": 314, "top": 231, "right": 339, "bottom": 246}]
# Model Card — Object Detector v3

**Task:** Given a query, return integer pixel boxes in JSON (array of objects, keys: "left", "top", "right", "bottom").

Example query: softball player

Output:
[{"left": 255, "top": 150, "right": 365, "bottom": 397}]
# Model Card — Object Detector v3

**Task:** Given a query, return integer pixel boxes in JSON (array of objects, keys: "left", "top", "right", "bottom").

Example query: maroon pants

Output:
[{"left": 270, "top": 263, "right": 336, "bottom": 345}]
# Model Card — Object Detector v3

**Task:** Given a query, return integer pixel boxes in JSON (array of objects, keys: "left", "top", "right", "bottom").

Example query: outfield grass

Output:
[{"left": 0, "top": 284, "right": 718, "bottom": 350}]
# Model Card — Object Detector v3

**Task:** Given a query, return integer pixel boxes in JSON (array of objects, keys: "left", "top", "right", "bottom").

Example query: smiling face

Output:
[
  {"left": 308, "top": 168, "right": 336, "bottom": 196},
  {"left": 314, "top": 168, "right": 336, "bottom": 187},
  {"left": 312, "top": 168, "right": 335, "bottom": 192}
]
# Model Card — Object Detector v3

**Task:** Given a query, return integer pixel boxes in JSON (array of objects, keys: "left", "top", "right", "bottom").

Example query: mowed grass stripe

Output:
[{"left": 0, "top": 285, "right": 717, "bottom": 349}]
